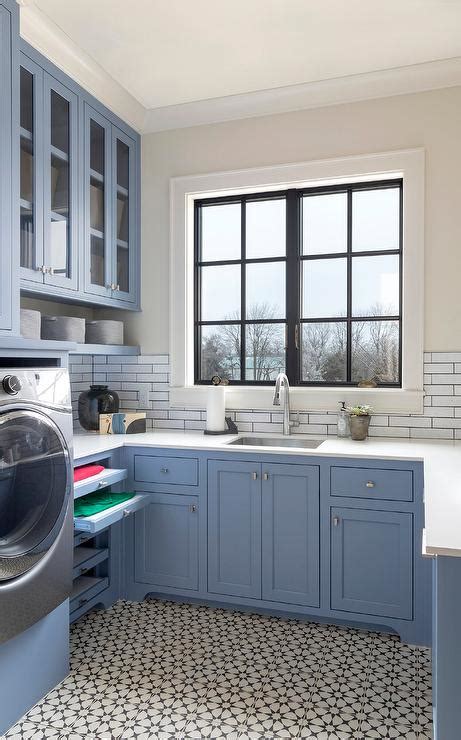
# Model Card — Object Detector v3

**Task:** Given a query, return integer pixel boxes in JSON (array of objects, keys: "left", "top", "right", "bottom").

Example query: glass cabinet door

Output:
[
  {"left": 112, "top": 127, "right": 136, "bottom": 302},
  {"left": 43, "top": 73, "right": 78, "bottom": 289},
  {"left": 19, "top": 57, "right": 44, "bottom": 283},
  {"left": 85, "top": 104, "right": 111, "bottom": 297}
]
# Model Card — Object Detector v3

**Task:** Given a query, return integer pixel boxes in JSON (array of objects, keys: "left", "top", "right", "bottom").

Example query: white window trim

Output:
[{"left": 169, "top": 148, "right": 424, "bottom": 413}]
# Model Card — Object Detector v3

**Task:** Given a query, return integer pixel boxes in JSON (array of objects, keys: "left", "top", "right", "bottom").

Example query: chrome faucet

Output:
[{"left": 273, "top": 373, "right": 298, "bottom": 436}]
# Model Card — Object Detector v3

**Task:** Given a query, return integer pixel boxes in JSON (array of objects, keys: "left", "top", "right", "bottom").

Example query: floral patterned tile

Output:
[{"left": 3, "top": 598, "right": 433, "bottom": 740}]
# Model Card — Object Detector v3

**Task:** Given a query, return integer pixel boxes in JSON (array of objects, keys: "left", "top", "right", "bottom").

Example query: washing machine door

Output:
[{"left": 0, "top": 408, "right": 71, "bottom": 581}]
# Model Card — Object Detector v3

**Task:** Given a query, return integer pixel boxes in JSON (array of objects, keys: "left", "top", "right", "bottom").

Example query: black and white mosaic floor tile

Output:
[{"left": 3, "top": 599, "right": 433, "bottom": 739}]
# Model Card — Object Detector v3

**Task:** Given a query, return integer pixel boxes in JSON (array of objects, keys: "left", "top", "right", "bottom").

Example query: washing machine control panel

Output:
[{"left": 2, "top": 375, "right": 22, "bottom": 395}]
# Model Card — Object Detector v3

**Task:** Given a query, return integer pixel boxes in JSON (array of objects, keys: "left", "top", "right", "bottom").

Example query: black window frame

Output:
[{"left": 194, "top": 178, "right": 403, "bottom": 388}]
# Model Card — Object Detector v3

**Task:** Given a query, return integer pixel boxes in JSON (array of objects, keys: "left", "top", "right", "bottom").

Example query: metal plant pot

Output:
[{"left": 349, "top": 414, "right": 371, "bottom": 441}]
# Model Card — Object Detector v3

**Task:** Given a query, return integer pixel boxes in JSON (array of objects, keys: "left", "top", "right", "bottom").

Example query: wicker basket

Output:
[
  {"left": 41, "top": 315, "right": 86, "bottom": 343},
  {"left": 20, "top": 309, "right": 41, "bottom": 340},
  {"left": 85, "top": 320, "right": 124, "bottom": 345}
]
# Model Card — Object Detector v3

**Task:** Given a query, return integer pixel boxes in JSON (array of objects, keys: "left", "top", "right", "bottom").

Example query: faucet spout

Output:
[{"left": 273, "top": 373, "right": 291, "bottom": 435}]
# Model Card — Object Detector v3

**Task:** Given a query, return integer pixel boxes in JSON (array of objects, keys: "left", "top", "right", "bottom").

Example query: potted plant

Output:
[{"left": 346, "top": 404, "right": 373, "bottom": 441}]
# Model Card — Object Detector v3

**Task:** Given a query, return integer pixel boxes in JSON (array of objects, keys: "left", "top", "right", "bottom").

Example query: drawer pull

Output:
[
  {"left": 123, "top": 508, "right": 132, "bottom": 517},
  {"left": 160, "top": 468, "right": 169, "bottom": 474},
  {"left": 78, "top": 598, "right": 88, "bottom": 607},
  {"left": 366, "top": 481, "right": 375, "bottom": 488},
  {"left": 98, "top": 480, "right": 109, "bottom": 488}
]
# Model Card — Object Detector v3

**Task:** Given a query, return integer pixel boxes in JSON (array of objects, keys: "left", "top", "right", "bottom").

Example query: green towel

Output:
[{"left": 74, "top": 491, "right": 135, "bottom": 517}]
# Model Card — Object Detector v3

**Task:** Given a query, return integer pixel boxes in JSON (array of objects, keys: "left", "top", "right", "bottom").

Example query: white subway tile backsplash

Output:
[
  {"left": 389, "top": 415, "right": 431, "bottom": 427},
  {"left": 67, "top": 351, "right": 461, "bottom": 440},
  {"left": 424, "top": 385, "right": 454, "bottom": 395},
  {"left": 424, "top": 363, "right": 453, "bottom": 374},
  {"left": 431, "top": 353, "right": 461, "bottom": 363},
  {"left": 369, "top": 426, "right": 410, "bottom": 438},
  {"left": 410, "top": 427, "right": 454, "bottom": 439}
]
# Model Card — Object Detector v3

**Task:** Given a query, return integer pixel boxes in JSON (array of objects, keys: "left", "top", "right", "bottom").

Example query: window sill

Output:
[{"left": 170, "top": 385, "right": 424, "bottom": 414}]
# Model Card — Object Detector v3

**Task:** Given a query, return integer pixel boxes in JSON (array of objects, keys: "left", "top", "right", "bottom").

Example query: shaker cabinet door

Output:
[
  {"left": 134, "top": 493, "right": 199, "bottom": 591},
  {"left": 262, "top": 463, "right": 320, "bottom": 607},
  {"left": 330, "top": 507, "right": 413, "bottom": 620},
  {"left": 208, "top": 460, "right": 261, "bottom": 599}
]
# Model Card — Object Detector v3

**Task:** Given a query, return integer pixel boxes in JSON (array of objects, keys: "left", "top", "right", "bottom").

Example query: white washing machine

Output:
[{"left": 0, "top": 368, "right": 73, "bottom": 644}]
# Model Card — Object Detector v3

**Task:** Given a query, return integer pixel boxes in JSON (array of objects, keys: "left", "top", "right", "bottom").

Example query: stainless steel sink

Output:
[{"left": 227, "top": 436, "right": 324, "bottom": 449}]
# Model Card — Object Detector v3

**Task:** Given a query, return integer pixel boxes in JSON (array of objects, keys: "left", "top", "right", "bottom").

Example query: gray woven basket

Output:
[
  {"left": 20, "top": 309, "right": 41, "bottom": 340},
  {"left": 41, "top": 315, "right": 86, "bottom": 343},
  {"left": 85, "top": 320, "right": 124, "bottom": 345}
]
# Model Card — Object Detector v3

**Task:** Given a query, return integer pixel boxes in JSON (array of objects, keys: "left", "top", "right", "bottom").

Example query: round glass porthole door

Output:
[{"left": 0, "top": 409, "right": 71, "bottom": 581}]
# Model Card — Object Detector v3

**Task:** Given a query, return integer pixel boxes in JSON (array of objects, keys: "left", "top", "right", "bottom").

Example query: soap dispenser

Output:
[{"left": 337, "top": 401, "right": 350, "bottom": 438}]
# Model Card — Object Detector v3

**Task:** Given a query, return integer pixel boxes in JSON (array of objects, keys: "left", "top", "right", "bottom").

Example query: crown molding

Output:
[
  {"left": 144, "top": 57, "right": 461, "bottom": 133},
  {"left": 19, "top": 3, "right": 146, "bottom": 132},
  {"left": 18, "top": 4, "right": 461, "bottom": 135}
]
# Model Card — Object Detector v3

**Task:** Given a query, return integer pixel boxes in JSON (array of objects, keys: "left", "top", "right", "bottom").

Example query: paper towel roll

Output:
[{"left": 206, "top": 385, "right": 226, "bottom": 432}]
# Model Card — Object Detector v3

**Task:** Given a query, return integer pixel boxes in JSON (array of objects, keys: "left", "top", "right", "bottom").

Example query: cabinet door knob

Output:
[
  {"left": 189, "top": 504, "right": 197, "bottom": 513},
  {"left": 263, "top": 472, "right": 269, "bottom": 481},
  {"left": 98, "top": 480, "right": 108, "bottom": 488},
  {"left": 252, "top": 472, "right": 258, "bottom": 480},
  {"left": 333, "top": 516, "right": 340, "bottom": 527},
  {"left": 160, "top": 467, "right": 169, "bottom": 473},
  {"left": 123, "top": 508, "right": 132, "bottom": 517},
  {"left": 366, "top": 481, "right": 375, "bottom": 488}
]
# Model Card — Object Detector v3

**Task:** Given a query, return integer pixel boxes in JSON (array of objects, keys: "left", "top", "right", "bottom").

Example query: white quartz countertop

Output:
[{"left": 73, "top": 430, "right": 461, "bottom": 558}]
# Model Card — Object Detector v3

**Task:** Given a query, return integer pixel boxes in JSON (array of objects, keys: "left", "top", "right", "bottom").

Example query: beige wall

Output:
[{"left": 111, "top": 86, "right": 461, "bottom": 351}]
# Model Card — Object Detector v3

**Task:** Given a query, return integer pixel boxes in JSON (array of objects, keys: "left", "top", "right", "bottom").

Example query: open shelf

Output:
[
  {"left": 51, "top": 144, "right": 69, "bottom": 163},
  {"left": 72, "top": 343, "right": 140, "bottom": 356}
]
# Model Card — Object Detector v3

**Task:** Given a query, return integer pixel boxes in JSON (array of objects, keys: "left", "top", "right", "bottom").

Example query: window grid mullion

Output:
[
  {"left": 240, "top": 200, "right": 246, "bottom": 382},
  {"left": 346, "top": 188, "right": 353, "bottom": 383}
]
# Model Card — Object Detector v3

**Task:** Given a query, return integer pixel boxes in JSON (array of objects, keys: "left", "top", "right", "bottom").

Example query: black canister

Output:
[{"left": 78, "top": 385, "right": 120, "bottom": 431}]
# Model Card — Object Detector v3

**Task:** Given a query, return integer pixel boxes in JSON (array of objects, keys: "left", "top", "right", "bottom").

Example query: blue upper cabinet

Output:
[
  {"left": 19, "top": 42, "right": 140, "bottom": 310},
  {"left": 83, "top": 104, "right": 138, "bottom": 305},
  {"left": 0, "top": 0, "right": 18, "bottom": 334},
  {"left": 20, "top": 56, "right": 79, "bottom": 291}
]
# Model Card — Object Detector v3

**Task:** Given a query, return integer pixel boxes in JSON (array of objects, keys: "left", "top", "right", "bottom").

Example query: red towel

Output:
[{"left": 74, "top": 464, "right": 105, "bottom": 483}]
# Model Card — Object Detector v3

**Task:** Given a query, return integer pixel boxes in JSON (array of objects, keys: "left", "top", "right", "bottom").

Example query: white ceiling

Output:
[{"left": 30, "top": 0, "right": 461, "bottom": 111}]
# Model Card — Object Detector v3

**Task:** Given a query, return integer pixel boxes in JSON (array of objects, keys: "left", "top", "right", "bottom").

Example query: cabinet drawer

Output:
[
  {"left": 330, "top": 466, "right": 413, "bottom": 502},
  {"left": 74, "top": 468, "right": 127, "bottom": 499},
  {"left": 134, "top": 455, "right": 198, "bottom": 487},
  {"left": 74, "top": 493, "right": 150, "bottom": 533}
]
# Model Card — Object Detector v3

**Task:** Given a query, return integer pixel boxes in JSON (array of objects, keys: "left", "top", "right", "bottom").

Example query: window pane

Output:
[
  {"left": 302, "top": 258, "right": 347, "bottom": 318},
  {"left": 201, "top": 264, "right": 241, "bottom": 321},
  {"left": 352, "top": 188, "right": 400, "bottom": 252},
  {"left": 200, "top": 325, "right": 241, "bottom": 381},
  {"left": 352, "top": 254, "right": 399, "bottom": 317},
  {"left": 352, "top": 320, "right": 399, "bottom": 383},
  {"left": 301, "top": 322, "right": 347, "bottom": 382},
  {"left": 246, "top": 324, "right": 285, "bottom": 381},
  {"left": 201, "top": 203, "right": 241, "bottom": 261},
  {"left": 302, "top": 193, "right": 347, "bottom": 255},
  {"left": 246, "top": 262, "right": 285, "bottom": 320},
  {"left": 246, "top": 199, "right": 285, "bottom": 258}
]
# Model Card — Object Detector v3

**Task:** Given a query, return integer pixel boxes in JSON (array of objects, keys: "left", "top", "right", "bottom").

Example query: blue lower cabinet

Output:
[
  {"left": 208, "top": 460, "right": 261, "bottom": 598},
  {"left": 330, "top": 507, "right": 413, "bottom": 620},
  {"left": 262, "top": 463, "right": 320, "bottom": 607},
  {"left": 135, "top": 493, "right": 199, "bottom": 591}
]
